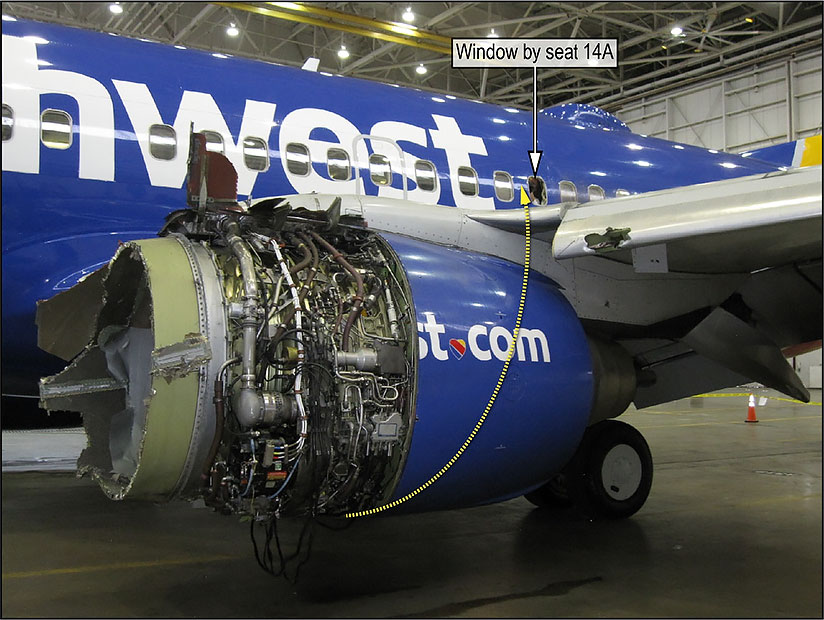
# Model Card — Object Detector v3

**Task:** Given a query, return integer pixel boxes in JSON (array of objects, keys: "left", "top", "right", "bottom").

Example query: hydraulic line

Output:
[
  {"left": 270, "top": 238, "right": 308, "bottom": 457},
  {"left": 309, "top": 231, "right": 364, "bottom": 351},
  {"left": 221, "top": 219, "right": 261, "bottom": 426}
]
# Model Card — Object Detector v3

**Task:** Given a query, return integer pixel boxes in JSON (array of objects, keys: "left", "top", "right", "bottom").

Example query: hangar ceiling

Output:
[{"left": 3, "top": 1, "right": 822, "bottom": 112}]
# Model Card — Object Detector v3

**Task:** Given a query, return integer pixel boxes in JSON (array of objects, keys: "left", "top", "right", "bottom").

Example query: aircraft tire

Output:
[{"left": 577, "top": 419, "right": 653, "bottom": 519}]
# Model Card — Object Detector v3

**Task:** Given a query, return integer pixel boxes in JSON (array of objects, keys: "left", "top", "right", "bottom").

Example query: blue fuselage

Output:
[{"left": 1, "top": 19, "right": 780, "bottom": 395}]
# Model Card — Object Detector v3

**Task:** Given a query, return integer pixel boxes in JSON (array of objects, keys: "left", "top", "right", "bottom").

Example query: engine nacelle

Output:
[{"left": 37, "top": 205, "right": 605, "bottom": 516}]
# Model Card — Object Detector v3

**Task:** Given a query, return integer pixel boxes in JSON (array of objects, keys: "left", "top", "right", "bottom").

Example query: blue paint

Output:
[
  {"left": 383, "top": 234, "right": 593, "bottom": 511},
  {"left": 1, "top": 19, "right": 783, "bottom": 396}
]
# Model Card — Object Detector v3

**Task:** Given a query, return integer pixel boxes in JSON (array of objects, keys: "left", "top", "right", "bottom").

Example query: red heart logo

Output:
[{"left": 449, "top": 338, "right": 466, "bottom": 359}]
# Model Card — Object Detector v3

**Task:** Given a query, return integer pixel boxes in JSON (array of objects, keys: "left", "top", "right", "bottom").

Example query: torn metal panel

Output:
[
  {"left": 151, "top": 333, "right": 211, "bottom": 381},
  {"left": 36, "top": 265, "right": 109, "bottom": 361}
]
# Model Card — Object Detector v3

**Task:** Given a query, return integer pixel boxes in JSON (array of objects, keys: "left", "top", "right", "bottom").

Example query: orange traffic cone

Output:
[{"left": 745, "top": 393, "right": 758, "bottom": 423}]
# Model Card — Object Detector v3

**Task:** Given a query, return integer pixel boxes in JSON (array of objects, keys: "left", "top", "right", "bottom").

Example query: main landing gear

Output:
[{"left": 525, "top": 419, "right": 653, "bottom": 519}]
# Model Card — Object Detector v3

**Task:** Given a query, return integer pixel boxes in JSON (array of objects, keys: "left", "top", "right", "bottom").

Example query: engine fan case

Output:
[{"left": 39, "top": 236, "right": 226, "bottom": 501}]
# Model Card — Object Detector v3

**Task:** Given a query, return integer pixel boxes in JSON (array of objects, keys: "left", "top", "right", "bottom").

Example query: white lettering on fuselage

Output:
[
  {"left": 1, "top": 33, "right": 495, "bottom": 206},
  {"left": 421, "top": 315, "right": 551, "bottom": 363},
  {"left": 2, "top": 36, "right": 114, "bottom": 181},
  {"left": 112, "top": 80, "right": 276, "bottom": 195}
]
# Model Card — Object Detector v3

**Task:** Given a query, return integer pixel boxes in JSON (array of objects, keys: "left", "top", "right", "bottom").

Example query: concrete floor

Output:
[{"left": 2, "top": 388, "right": 821, "bottom": 617}]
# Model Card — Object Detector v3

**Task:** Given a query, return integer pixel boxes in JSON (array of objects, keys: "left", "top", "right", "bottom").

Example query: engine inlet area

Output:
[{"left": 37, "top": 203, "right": 417, "bottom": 518}]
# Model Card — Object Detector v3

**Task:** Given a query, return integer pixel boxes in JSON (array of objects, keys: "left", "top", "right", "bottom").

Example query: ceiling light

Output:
[
  {"left": 109, "top": 2, "right": 123, "bottom": 14},
  {"left": 174, "top": 44, "right": 187, "bottom": 50},
  {"left": 2, "top": 14, "right": 18, "bottom": 21},
  {"left": 402, "top": 6, "right": 414, "bottom": 22},
  {"left": 488, "top": 28, "right": 499, "bottom": 38},
  {"left": 226, "top": 22, "right": 239, "bottom": 37},
  {"left": 745, "top": 17, "right": 754, "bottom": 23},
  {"left": 431, "top": 97, "right": 445, "bottom": 103},
  {"left": 661, "top": 44, "right": 667, "bottom": 50},
  {"left": 670, "top": 26, "right": 683, "bottom": 36},
  {"left": 415, "top": 63, "right": 427, "bottom": 75},
  {"left": 337, "top": 45, "right": 349, "bottom": 59},
  {"left": 504, "top": 107, "right": 519, "bottom": 113},
  {"left": 212, "top": 53, "right": 229, "bottom": 59}
]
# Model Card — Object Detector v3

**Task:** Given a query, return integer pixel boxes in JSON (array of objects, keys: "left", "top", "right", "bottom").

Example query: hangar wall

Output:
[{"left": 615, "top": 51, "right": 822, "bottom": 153}]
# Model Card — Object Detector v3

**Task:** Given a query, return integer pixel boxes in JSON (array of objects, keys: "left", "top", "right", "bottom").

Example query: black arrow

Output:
[{"left": 527, "top": 66, "right": 543, "bottom": 177}]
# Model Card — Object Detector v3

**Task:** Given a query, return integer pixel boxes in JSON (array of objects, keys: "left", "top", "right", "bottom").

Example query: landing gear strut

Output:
[{"left": 525, "top": 419, "right": 653, "bottom": 519}]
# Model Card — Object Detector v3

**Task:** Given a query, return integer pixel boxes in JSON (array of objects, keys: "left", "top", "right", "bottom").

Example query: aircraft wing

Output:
[{"left": 551, "top": 165, "right": 822, "bottom": 274}]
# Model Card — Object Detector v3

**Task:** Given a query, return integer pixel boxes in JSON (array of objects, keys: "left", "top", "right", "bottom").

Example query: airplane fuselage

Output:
[{"left": 1, "top": 19, "right": 781, "bottom": 396}]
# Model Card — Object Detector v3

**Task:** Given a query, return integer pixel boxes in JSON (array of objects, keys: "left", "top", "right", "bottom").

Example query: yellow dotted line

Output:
[{"left": 345, "top": 190, "right": 533, "bottom": 518}]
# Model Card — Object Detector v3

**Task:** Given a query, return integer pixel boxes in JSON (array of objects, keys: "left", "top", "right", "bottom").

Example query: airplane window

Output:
[
  {"left": 559, "top": 180, "right": 577, "bottom": 203},
  {"left": 285, "top": 143, "right": 310, "bottom": 176},
  {"left": 2, "top": 104, "right": 12, "bottom": 141},
  {"left": 458, "top": 166, "right": 478, "bottom": 196},
  {"left": 148, "top": 124, "right": 176, "bottom": 160},
  {"left": 40, "top": 109, "right": 72, "bottom": 150},
  {"left": 414, "top": 160, "right": 437, "bottom": 192},
  {"left": 243, "top": 136, "right": 269, "bottom": 171},
  {"left": 202, "top": 130, "right": 224, "bottom": 154},
  {"left": 588, "top": 184, "right": 605, "bottom": 201},
  {"left": 615, "top": 189, "right": 630, "bottom": 197},
  {"left": 327, "top": 147, "right": 351, "bottom": 181},
  {"left": 494, "top": 171, "right": 514, "bottom": 202},
  {"left": 369, "top": 153, "right": 392, "bottom": 185}
]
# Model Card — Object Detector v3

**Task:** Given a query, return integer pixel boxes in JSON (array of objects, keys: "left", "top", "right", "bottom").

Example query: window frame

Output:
[
  {"left": 40, "top": 108, "right": 73, "bottom": 150},
  {"left": 493, "top": 170, "right": 514, "bottom": 202},
  {"left": 588, "top": 184, "right": 606, "bottom": 201},
  {"left": 2, "top": 104, "right": 13, "bottom": 141},
  {"left": 414, "top": 159, "right": 438, "bottom": 192},
  {"left": 148, "top": 123, "right": 177, "bottom": 160},
  {"left": 284, "top": 142, "right": 311, "bottom": 176},
  {"left": 327, "top": 147, "right": 351, "bottom": 181},
  {"left": 242, "top": 136, "right": 269, "bottom": 171},
  {"left": 457, "top": 165, "right": 479, "bottom": 197},
  {"left": 201, "top": 130, "right": 224, "bottom": 154},
  {"left": 369, "top": 152, "right": 392, "bottom": 186},
  {"left": 559, "top": 180, "right": 578, "bottom": 203}
]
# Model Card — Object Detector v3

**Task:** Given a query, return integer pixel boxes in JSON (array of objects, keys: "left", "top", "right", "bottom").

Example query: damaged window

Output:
[
  {"left": 41, "top": 109, "right": 72, "bottom": 149},
  {"left": 285, "top": 143, "right": 310, "bottom": 176},
  {"left": 243, "top": 136, "right": 269, "bottom": 171},
  {"left": 457, "top": 166, "right": 478, "bottom": 196},
  {"left": 327, "top": 147, "right": 350, "bottom": 181},
  {"left": 369, "top": 153, "right": 391, "bottom": 185},
  {"left": 494, "top": 170, "right": 514, "bottom": 202},
  {"left": 2, "top": 104, "right": 12, "bottom": 141},
  {"left": 414, "top": 160, "right": 437, "bottom": 192},
  {"left": 148, "top": 124, "right": 176, "bottom": 160}
]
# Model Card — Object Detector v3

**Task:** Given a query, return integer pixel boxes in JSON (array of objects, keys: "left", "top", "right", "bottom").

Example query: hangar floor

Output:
[{"left": 2, "top": 388, "right": 821, "bottom": 618}]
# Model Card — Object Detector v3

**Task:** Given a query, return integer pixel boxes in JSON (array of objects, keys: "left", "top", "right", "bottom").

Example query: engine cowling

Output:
[{"left": 37, "top": 205, "right": 606, "bottom": 517}]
